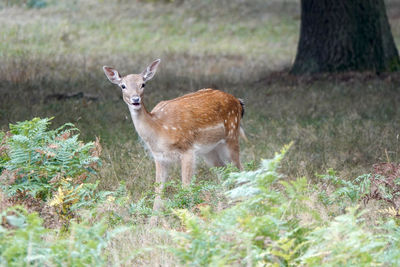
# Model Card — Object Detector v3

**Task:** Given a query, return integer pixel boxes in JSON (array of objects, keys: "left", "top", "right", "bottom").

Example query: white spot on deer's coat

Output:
[
  {"left": 235, "top": 117, "right": 237, "bottom": 123},
  {"left": 172, "top": 127, "right": 177, "bottom": 130},
  {"left": 163, "top": 125, "right": 169, "bottom": 130},
  {"left": 224, "top": 119, "right": 227, "bottom": 123}
]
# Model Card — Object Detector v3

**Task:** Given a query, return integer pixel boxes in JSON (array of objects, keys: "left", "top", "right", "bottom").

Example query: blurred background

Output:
[{"left": 0, "top": 0, "right": 400, "bottom": 193}]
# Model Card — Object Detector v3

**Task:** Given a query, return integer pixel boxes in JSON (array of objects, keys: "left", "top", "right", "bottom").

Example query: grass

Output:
[
  {"left": 0, "top": 0, "right": 298, "bottom": 64},
  {"left": 1, "top": 0, "right": 400, "bottom": 265},
  {"left": 1, "top": 0, "right": 400, "bottom": 187}
]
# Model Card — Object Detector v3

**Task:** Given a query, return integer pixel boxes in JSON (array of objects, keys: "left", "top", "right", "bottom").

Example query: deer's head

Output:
[{"left": 103, "top": 59, "right": 161, "bottom": 110}]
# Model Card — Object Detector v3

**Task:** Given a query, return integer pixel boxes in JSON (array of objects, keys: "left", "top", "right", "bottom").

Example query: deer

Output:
[{"left": 103, "top": 59, "right": 246, "bottom": 212}]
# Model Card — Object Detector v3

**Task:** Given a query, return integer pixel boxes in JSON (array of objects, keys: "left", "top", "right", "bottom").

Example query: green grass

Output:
[
  {"left": 1, "top": 0, "right": 400, "bottom": 187},
  {"left": 0, "top": 0, "right": 298, "bottom": 62},
  {"left": 0, "top": 1, "right": 400, "bottom": 264}
]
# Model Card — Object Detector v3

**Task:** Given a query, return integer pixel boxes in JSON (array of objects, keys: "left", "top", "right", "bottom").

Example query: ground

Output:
[{"left": 0, "top": 0, "right": 400, "bottom": 265}]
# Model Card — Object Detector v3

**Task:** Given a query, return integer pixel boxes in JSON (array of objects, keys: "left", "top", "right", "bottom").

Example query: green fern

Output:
[
  {"left": 300, "top": 207, "right": 385, "bottom": 266},
  {"left": 317, "top": 169, "right": 372, "bottom": 209},
  {"left": 0, "top": 206, "right": 129, "bottom": 266},
  {"left": 170, "top": 144, "right": 400, "bottom": 266},
  {"left": 0, "top": 117, "right": 100, "bottom": 200},
  {"left": 171, "top": 143, "right": 312, "bottom": 266}
]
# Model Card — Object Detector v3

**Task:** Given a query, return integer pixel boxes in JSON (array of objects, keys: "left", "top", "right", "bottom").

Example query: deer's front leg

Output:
[
  {"left": 181, "top": 150, "right": 195, "bottom": 187},
  {"left": 153, "top": 160, "right": 169, "bottom": 211}
]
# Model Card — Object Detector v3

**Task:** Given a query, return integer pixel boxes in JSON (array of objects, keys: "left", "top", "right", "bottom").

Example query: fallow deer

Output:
[{"left": 103, "top": 59, "right": 246, "bottom": 211}]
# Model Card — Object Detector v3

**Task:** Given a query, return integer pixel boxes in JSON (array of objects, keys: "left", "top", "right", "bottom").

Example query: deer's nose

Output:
[{"left": 131, "top": 96, "right": 141, "bottom": 104}]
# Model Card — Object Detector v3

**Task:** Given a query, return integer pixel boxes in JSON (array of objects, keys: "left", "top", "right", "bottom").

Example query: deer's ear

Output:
[
  {"left": 141, "top": 59, "right": 161, "bottom": 82},
  {"left": 103, "top": 66, "right": 122, "bottom": 84}
]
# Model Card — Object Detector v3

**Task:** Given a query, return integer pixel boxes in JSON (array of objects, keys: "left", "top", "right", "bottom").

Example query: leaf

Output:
[
  {"left": 6, "top": 215, "right": 26, "bottom": 228},
  {"left": 49, "top": 187, "right": 65, "bottom": 207}
]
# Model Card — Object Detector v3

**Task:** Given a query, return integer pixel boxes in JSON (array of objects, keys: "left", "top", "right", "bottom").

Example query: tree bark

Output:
[{"left": 291, "top": 0, "right": 400, "bottom": 74}]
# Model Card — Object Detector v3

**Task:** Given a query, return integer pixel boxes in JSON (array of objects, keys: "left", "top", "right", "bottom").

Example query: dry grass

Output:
[
  {"left": 106, "top": 224, "right": 176, "bottom": 266},
  {"left": 1, "top": 0, "right": 400, "bottom": 264},
  {"left": 1, "top": 0, "right": 400, "bottom": 188}
]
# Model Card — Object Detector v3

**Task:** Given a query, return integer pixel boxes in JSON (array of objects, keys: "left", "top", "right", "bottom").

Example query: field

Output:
[{"left": 1, "top": 0, "right": 400, "bottom": 265}]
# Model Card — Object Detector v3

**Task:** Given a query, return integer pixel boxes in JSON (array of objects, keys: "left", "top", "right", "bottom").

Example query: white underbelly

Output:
[
  {"left": 152, "top": 150, "right": 181, "bottom": 162},
  {"left": 194, "top": 139, "right": 226, "bottom": 155}
]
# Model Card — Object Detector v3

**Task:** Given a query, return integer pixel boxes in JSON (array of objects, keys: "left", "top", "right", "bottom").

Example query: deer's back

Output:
[
  {"left": 150, "top": 89, "right": 242, "bottom": 152},
  {"left": 151, "top": 89, "right": 241, "bottom": 125}
]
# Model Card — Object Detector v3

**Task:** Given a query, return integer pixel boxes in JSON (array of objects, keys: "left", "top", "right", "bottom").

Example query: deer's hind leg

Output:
[
  {"left": 216, "top": 140, "right": 242, "bottom": 170},
  {"left": 202, "top": 149, "right": 225, "bottom": 168}
]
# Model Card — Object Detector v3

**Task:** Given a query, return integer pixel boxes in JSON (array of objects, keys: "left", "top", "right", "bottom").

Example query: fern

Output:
[
  {"left": 0, "top": 206, "right": 50, "bottom": 266},
  {"left": 0, "top": 206, "right": 129, "bottom": 266},
  {"left": 300, "top": 207, "right": 385, "bottom": 266},
  {"left": 224, "top": 142, "right": 293, "bottom": 200},
  {"left": 0, "top": 117, "right": 100, "bottom": 200},
  {"left": 171, "top": 143, "right": 313, "bottom": 265},
  {"left": 317, "top": 169, "right": 371, "bottom": 209}
]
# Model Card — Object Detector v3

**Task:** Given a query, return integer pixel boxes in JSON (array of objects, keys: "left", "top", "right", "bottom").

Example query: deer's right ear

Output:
[{"left": 103, "top": 66, "right": 122, "bottom": 84}]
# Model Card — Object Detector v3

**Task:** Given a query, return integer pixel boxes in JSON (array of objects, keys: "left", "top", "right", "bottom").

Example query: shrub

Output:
[
  {"left": 170, "top": 143, "right": 315, "bottom": 266},
  {"left": 170, "top": 144, "right": 400, "bottom": 266},
  {"left": 0, "top": 206, "right": 49, "bottom": 265},
  {"left": 0, "top": 117, "right": 100, "bottom": 199},
  {"left": 164, "top": 179, "right": 224, "bottom": 212},
  {"left": 0, "top": 117, "right": 101, "bottom": 226},
  {"left": 317, "top": 168, "right": 370, "bottom": 210},
  {"left": 318, "top": 163, "right": 400, "bottom": 218},
  {"left": 0, "top": 206, "right": 129, "bottom": 266},
  {"left": 300, "top": 207, "right": 385, "bottom": 266},
  {"left": 365, "top": 163, "right": 400, "bottom": 210}
]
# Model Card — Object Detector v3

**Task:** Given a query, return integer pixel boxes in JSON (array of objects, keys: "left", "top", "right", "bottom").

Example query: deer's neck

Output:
[{"left": 128, "top": 104, "right": 158, "bottom": 145}]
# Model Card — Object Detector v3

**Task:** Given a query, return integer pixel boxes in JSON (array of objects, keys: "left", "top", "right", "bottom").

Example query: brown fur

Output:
[{"left": 150, "top": 89, "right": 242, "bottom": 151}]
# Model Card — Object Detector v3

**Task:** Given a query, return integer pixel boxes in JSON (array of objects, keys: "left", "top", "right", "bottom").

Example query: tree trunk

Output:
[{"left": 291, "top": 0, "right": 400, "bottom": 74}]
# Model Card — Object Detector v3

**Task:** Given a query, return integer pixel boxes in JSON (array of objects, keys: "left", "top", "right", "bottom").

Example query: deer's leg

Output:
[
  {"left": 216, "top": 141, "right": 241, "bottom": 169},
  {"left": 216, "top": 142, "right": 230, "bottom": 164},
  {"left": 202, "top": 149, "right": 225, "bottom": 168},
  {"left": 181, "top": 150, "right": 195, "bottom": 187},
  {"left": 226, "top": 139, "right": 242, "bottom": 170},
  {"left": 152, "top": 160, "right": 169, "bottom": 211}
]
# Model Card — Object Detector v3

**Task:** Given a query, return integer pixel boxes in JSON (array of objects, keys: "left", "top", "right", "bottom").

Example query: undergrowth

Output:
[
  {"left": 0, "top": 117, "right": 104, "bottom": 227},
  {"left": 0, "top": 0, "right": 399, "bottom": 265},
  {"left": 2, "top": 118, "right": 400, "bottom": 265},
  {"left": 0, "top": 205, "right": 130, "bottom": 266},
  {"left": 170, "top": 144, "right": 400, "bottom": 266}
]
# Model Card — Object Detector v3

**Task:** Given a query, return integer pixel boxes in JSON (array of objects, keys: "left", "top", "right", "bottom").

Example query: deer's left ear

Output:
[
  {"left": 141, "top": 59, "right": 161, "bottom": 82},
  {"left": 103, "top": 66, "right": 122, "bottom": 84}
]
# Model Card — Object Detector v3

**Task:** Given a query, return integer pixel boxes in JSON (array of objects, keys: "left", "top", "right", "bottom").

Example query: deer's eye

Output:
[
  {"left": 141, "top": 83, "right": 145, "bottom": 88},
  {"left": 121, "top": 84, "right": 126, "bottom": 89}
]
